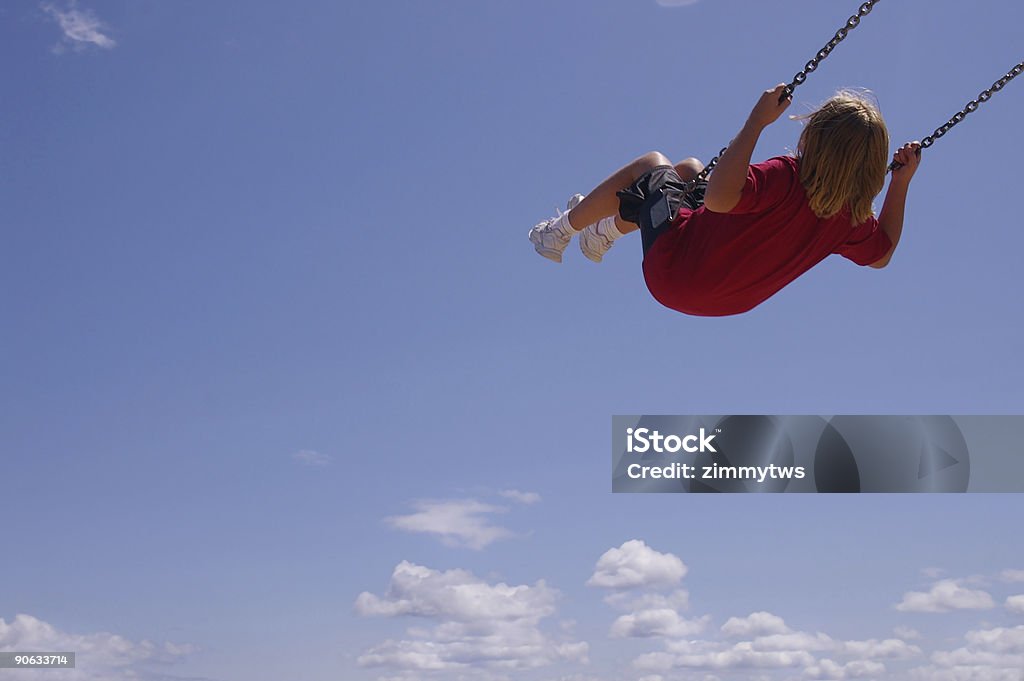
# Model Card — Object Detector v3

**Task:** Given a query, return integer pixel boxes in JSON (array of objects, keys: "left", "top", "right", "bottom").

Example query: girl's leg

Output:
[
  {"left": 568, "top": 154, "right": 706, "bottom": 234},
  {"left": 567, "top": 152, "right": 671, "bottom": 231}
]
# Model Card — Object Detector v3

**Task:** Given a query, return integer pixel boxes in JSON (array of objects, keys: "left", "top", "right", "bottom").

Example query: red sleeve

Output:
[
  {"left": 834, "top": 217, "right": 893, "bottom": 266},
  {"left": 728, "top": 156, "right": 796, "bottom": 215}
]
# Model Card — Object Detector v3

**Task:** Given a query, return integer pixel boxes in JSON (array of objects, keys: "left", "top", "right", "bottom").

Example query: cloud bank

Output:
[
  {"left": 354, "top": 536, "right": 1024, "bottom": 681},
  {"left": 354, "top": 561, "right": 587, "bottom": 673},
  {"left": 0, "top": 613, "right": 192, "bottom": 680}
]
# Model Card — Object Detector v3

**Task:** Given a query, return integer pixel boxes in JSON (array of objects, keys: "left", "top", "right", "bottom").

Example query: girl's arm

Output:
[
  {"left": 870, "top": 142, "right": 921, "bottom": 269},
  {"left": 704, "top": 84, "right": 792, "bottom": 213}
]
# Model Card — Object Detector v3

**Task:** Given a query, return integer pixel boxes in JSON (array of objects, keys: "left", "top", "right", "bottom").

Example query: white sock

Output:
[
  {"left": 594, "top": 215, "right": 625, "bottom": 240},
  {"left": 553, "top": 211, "right": 576, "bottom": 236}
]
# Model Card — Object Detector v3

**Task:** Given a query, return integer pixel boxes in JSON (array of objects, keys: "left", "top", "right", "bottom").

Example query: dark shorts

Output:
[{"left": 617, "top": 165, "right": 707, "bottom": 255}]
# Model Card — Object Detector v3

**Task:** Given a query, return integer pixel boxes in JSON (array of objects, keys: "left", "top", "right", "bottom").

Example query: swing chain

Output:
[
  {"left": 687, "top": 0, "right": 881, "bottom": 190},
  {"left": 890, "top": 61, "right": 1024, "bottom": 170},
  {"left": 783, "top": 0, "right": 881, "bottom": 99},
  {"left": 691, "top": 145, "right": 730, "bottom": 187},
  {"left": 919, "top": 61, "right": 1024, "bottom": 149}
]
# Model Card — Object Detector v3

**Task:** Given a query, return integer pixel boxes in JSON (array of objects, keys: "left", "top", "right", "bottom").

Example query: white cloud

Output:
[
  {"left": 1001, "top": 569, "right": 1024, "bottom": 583},
  {"left": 358, "top": 632, "right": 588, "bottom": 672},
  {"left": 498, "top": 489, "right": 542, "bottom": 505},
  {"left": 721, "top": 612, "right": 790, "bottom": 638},
  {"left": 804, "top": 658, "right": 886, "bottom": 679},
  {"left": 354, "top": 561, "right": 557, "bottom": 622},
  {"left": 909, "top": 666, "right": 1024, "bottom": 681},
  {"left": 895, "top": 579, "right": 995, "bottom": 613},
  {"left": 903, "top": 625, "right": 1024, "bottom": 680},
  {"left": 753, "top": 631, "right": 834, "bottom": 652},
  {"left": 632, "top": 651, "right": 677, "bottom": 672},
  {"left": 894, "top": 626, "right": 922, "bottom": 640},
  {"left": 42, "top": 2, "right": 116, "bottom": 52},
  {"left": 844, "top": 660, "right": 888, "bottom": 677},
  {"left": 633, "top": 626, "right": 919, "bottom": 676},
  {"left": 352, "top": 555, "right": 1024, "bottom": 680},
  {"left": 629, "top": 612, "right": 924, "bottom": 679},
  {"left": 932, "top": 647, "right": 1024, "bottom": 666},
  {"left": 609, "top": 609, "right": 710, "bottom": 639},
  {"left": 663, "top": 638, "right": 724, "bottom": 655},
  {"left": 917, "top": 625, "right": 1024, "bottom": 679},
  {"left": 963, "top": 625, "right": 1024, "bottom": 654},
  {"left": 587, "top": 540, "right": 687, "bottom": 590},
  {"left": 805, "top": 660, "right": 845, "bottom": 681},
  {"left": 655, "top": 0, "right": 701, "bottom": 6},
  {"left": 385, "top": 499, "right": 515, "bottom": 550},
  {"left": 751, "top": 630, "right": 919, "bottom": 659},
  {"left": 355, "top": 561, "right": 586, "bottom": 672},
  {"left": 604, "top": 589, "right": 690, "bottom": 613},
  {"left": 291, "top": 449, "right": 331, "bottom": 466},
  {"left": 634, "top": 640, "right": 817, "bottom": 671},
  {"left": 838, "top": 638, "right": 920, "bottom": 659},
  {"left": 0, "top": 613, "right": 193, "bottom": 680}
]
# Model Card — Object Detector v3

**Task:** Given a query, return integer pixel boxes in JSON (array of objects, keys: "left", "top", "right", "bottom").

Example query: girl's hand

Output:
[
  {"left": 890, "top": 142, "right": 922, "bottom": 182},
  {"left": 748, "top": 84, "right": 792, "bottom": 129}
]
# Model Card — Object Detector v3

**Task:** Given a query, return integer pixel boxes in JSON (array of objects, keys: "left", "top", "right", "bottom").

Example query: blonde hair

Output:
[{"left": 796, "top": 90, "right": 889, "bottom": 225}]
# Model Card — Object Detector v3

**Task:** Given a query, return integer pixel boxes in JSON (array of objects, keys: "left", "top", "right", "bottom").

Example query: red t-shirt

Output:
[{"left": 642, "top": 155, "right": 892, "bottom": 316}]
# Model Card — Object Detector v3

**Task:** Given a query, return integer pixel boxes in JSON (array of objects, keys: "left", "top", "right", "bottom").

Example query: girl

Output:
[{"left": 529, "top": 84, "right": 921, "bottom": 317}]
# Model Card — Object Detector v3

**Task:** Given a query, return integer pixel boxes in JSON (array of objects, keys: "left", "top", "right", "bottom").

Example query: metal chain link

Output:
[
  {"left": 890, "top": 61, "right": 1024, "bottom": 170},
  {"left": 687, "top": 0, "right": 882, "bottom": 189},
  {"left": 782, "top": 0, "right": 881, "bottom": 99}
]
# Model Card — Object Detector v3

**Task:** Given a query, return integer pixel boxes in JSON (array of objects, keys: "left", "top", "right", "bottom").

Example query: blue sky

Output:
[{"left": 2, "top": 1, "right": 1024, "bottom": 680}]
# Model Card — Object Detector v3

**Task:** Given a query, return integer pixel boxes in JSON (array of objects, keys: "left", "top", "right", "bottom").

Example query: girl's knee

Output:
[
  {"left": 675, "top": 157, "right": 705, "bottom": 181},
  {"left": 636, "top": 151, "right": 673, "bottom": 172}
]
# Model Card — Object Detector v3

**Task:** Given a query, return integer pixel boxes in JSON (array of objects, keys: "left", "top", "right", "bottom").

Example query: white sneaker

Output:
[
  {"left": 579, "top": 219, "right": 616, "bottom": 263},
  {"left": 529, "top": 194, "right": 585, "bottom": 263}
]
